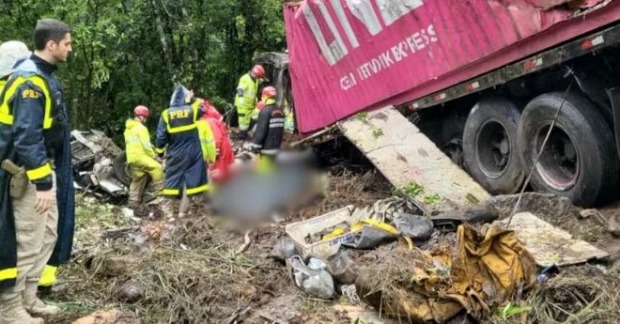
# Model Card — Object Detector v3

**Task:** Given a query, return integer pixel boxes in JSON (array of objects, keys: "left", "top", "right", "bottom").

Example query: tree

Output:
[{"left": 0, "top": 0, "right": 287, "bottom": 143}]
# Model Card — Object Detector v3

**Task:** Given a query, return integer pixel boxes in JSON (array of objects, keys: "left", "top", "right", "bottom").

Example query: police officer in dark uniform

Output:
[
  {"left": 155, "top": 85, "right": 209, "bottom": 219},
  {"left": 0, "top": 19, "right": 75, "bottom": 324}
]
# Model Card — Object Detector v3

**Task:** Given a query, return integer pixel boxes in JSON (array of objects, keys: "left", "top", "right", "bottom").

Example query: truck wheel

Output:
[
  {"left": 113, "top": 152, "right": 132, "bottom": 186},
  {"left": 517, "top": 92, "right": 619, "bottom": 206},
  {"left": 463, "top": 97, "right": 524, "bottom": 194}
]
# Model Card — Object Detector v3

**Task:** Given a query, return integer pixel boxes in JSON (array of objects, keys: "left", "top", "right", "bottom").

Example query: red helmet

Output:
[
  {"left": 256, "top": 101, "right": 266, "bottom": 111},
  {"left": 251, "top": 65, "right": 265, "bottom": 79},
  {"left": 261, "top": 86, "right": 277, "bottom": 98},
  {"left": 133, "top": 105, "right": 150, "bottom": 117}
]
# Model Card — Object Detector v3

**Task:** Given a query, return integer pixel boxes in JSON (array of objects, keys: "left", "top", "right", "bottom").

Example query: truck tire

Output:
[
  {"left": 517, "top": 92, "right": 619, "bottom": 206},
  {"left": 463, "top": 97, "right": 524, "bottom": 194},
  {"left": 113, "top": 152, "right": 132, "bottom": 186}
]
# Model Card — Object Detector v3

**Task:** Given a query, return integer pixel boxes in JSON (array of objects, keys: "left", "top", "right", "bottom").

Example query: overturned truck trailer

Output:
[{"left": 285, "top": 0, "right": 620, "bottom": 206}]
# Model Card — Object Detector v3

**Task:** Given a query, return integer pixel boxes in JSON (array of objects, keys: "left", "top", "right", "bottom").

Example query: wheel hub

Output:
[
  {"left": 534, "top": 125, "right": 579, "bottom": 191},
  {"left": 475, "top": 120, "right": 512, "bottom": 179},
  {"left": 499, "top": 139, "right": 509, "bottom": 155}
]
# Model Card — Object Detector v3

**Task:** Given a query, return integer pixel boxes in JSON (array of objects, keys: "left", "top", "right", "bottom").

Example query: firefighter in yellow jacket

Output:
[
  {"left": 124, "top": 105, "right": 164, "bottom": 206},
  {"left": 234, "top": 65, "right": 265, "bottom": 138},
  {"left": 196, "top": 101, "right": 217, "bottom": 167}
]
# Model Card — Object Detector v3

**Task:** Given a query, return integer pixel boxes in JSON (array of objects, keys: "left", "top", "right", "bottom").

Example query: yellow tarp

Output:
[{"left": 356, "top": 224, "right": 537, "bottom": 322}]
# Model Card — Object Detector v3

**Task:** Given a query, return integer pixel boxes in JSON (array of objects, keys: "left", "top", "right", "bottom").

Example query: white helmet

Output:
[{"left": 0, "top": 41, "right": 30, "bottom": 79}]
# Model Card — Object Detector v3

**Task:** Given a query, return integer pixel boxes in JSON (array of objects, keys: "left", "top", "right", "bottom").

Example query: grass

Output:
[
  {"left": 422, "top": 194, "right": 441, "bottom": 205},
  {"left": 484, "top": 264, "right": 620, "bottom": 324},
  {"left": 371, "top": 128, "right": 384, "bottom": 139},
  {"left": 400, "top": 182, "right": 424, "bottom": 197}
]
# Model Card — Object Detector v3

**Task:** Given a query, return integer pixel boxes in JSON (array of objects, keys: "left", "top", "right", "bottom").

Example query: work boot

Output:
[
  {"left": 23, "top": 282, "right": 61, "bottom": 316},
  {"left": 1, "top": 292, "right": 45, "bottom": 324},
  {"left": 152, "top": 180, "right": 164, "bottom": 196},
  {"left": 160, "top": 198, "right": 176, "bottom": 221},
  {"left": 178, "top": 192, "right": 190, "bottom": 219}
]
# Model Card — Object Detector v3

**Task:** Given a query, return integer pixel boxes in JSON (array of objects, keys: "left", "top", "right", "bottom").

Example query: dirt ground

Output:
[
  {"left": 41, "top": 139, "right": 620, "bottom": 323},
  {"left": 44, "top": 165, "right": 392, "bottom": 324}
]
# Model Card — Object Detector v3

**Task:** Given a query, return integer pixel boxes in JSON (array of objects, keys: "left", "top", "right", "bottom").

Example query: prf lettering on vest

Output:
[
  {"left": 303, "top": 0, "right": 427, "bottom": 66},
  {"left": 169, "top": 109, "right": 190, "bottom": 120}
]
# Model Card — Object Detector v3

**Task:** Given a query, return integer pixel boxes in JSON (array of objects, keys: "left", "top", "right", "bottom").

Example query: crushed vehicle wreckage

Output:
[{"left": 70, "top": 129, "right": 155, "bottom": 202}]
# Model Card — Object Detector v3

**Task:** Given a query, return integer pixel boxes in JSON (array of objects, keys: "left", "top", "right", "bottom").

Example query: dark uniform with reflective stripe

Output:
[
  {"left": 253, "top": 99, "right": 285, "bottom": 156},
  {"left": 155, "top": 87, "right": 208, "bottom": 196},
  {"left": 0, "top": 55, "right": 75, "bottom": 290}
]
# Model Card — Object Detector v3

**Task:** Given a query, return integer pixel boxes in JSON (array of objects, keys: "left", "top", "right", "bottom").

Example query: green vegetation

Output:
[
  {"left": 0, "top": 0, "right": 286, "bottom": 143},
  {"left": 401, "top": 182, "right": 424, "bottom": 197},
  {"left": 423, "top": 194, "right": 441, "bottom": 205}
]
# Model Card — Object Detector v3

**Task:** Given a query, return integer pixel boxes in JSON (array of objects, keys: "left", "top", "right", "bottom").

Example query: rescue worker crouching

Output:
[
  {"left": 0, "top": 19, "right": 75, "bottom": 324},
  {"left": 251, "top": 86, "right": 284, "bottom": 172},
  {"left": 124, "top": 105, "right": 164, "bottom": 207},
  {"left": 155, "top": 85, "right": 209, "bottom": 220},
  {"left": 234, "top": 64, "right": 265, "bottom": 139}
]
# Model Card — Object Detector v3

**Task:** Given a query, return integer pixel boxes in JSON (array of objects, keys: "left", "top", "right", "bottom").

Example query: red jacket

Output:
[{"left": 201, "top": 101, "right": 234, "bottom": 182}]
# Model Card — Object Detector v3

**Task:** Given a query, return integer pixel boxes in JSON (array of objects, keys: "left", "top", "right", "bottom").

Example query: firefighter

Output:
[
  {"left": 124, "top": 105, "right": 164, "bottom": 207},
  {"left": 248, "top": 100, "right": 266, "bottom": 136},
  {"left": 195, "top": 100, "right": 217, "bottom": 168},
  {"left": 0, "top": 20, "right": 75, "bottom": 323},
  {"left": 155, "top": 85, "right": 209, "bottom": 219},
  {"left": 234, "top": 64, "right": 265, "bottom": 139},
  {"left": 201, "top": 100, "right": 235, "bottom": 183},
  {"left": 251, "top": 86, "right": 284, "bottom": 171}
]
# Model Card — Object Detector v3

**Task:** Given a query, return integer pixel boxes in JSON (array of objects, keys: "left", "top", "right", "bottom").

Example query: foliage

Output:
[
  {"left": 422, "top": 194, "right": 441, "bottom": 205},
  {"left": 400, "top": 182, "right": 424, "bottom": 198},
  {"left": 0, "top": 0, "right": 287, "bottom": 143}
]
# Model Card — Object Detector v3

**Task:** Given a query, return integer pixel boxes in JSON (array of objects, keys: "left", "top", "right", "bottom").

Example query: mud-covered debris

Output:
[
  {"left": 287, "top": 256, "right": 335, "bottom": 299},
  {"left": 393, "top": 213, "right": 433, "bottom": 241},
  {"left": 115, "top": 279, "right": 143, "bottom": 303},
  {"left": 607, "top": 214, "right": 620, "bottom": 237},
  {"left": 270, "top": 238, "right": 298, "bottom": 262},
  {"left": 487, "top": 193, "right": 579, "bottom": 219},
  {"left": 325, "top": 250, "right": 357, "bottom": 285},
  {"left": 355, "top": 225, "right": 536, "bottom": 322}
]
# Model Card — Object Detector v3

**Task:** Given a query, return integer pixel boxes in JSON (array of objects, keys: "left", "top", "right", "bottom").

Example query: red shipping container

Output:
[{"left": 283, "top": 0, "right": 618, "bottom": 133}]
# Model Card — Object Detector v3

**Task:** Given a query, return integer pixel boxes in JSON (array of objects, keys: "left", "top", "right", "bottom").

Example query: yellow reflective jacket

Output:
[
  {"left": 251, "top": 97, "right": 276, "bottom": 122},
  {"left": 124, "top": 118, "right": 155, "bottom": 164},
  {"left": 197, "top": 119, "right": 216, "bottom": 164},
  {"left": 234, "top": 73, "right": 260, "bottom": 112}
]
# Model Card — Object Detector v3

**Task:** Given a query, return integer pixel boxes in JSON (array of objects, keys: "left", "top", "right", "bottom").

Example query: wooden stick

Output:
[{"left": 235, "top": 230, "right": 253, "bottom": 254}]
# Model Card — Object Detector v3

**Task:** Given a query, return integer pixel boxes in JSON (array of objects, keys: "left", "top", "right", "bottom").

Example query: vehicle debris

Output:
[
  {"left": 392, "top": 213, "right": 434, "bottom": 241},
  {"left": 286, "top": 256, "right": 335, "bottom": 300},
  {"left": 355, "top": 225, "right": 537, "bottom": 322},
  {"left": 497, "top": 212, "right": 609, "bottom": 267},
  {"left": 71, "top": 130, "right": 130, "bottom": 200}
]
